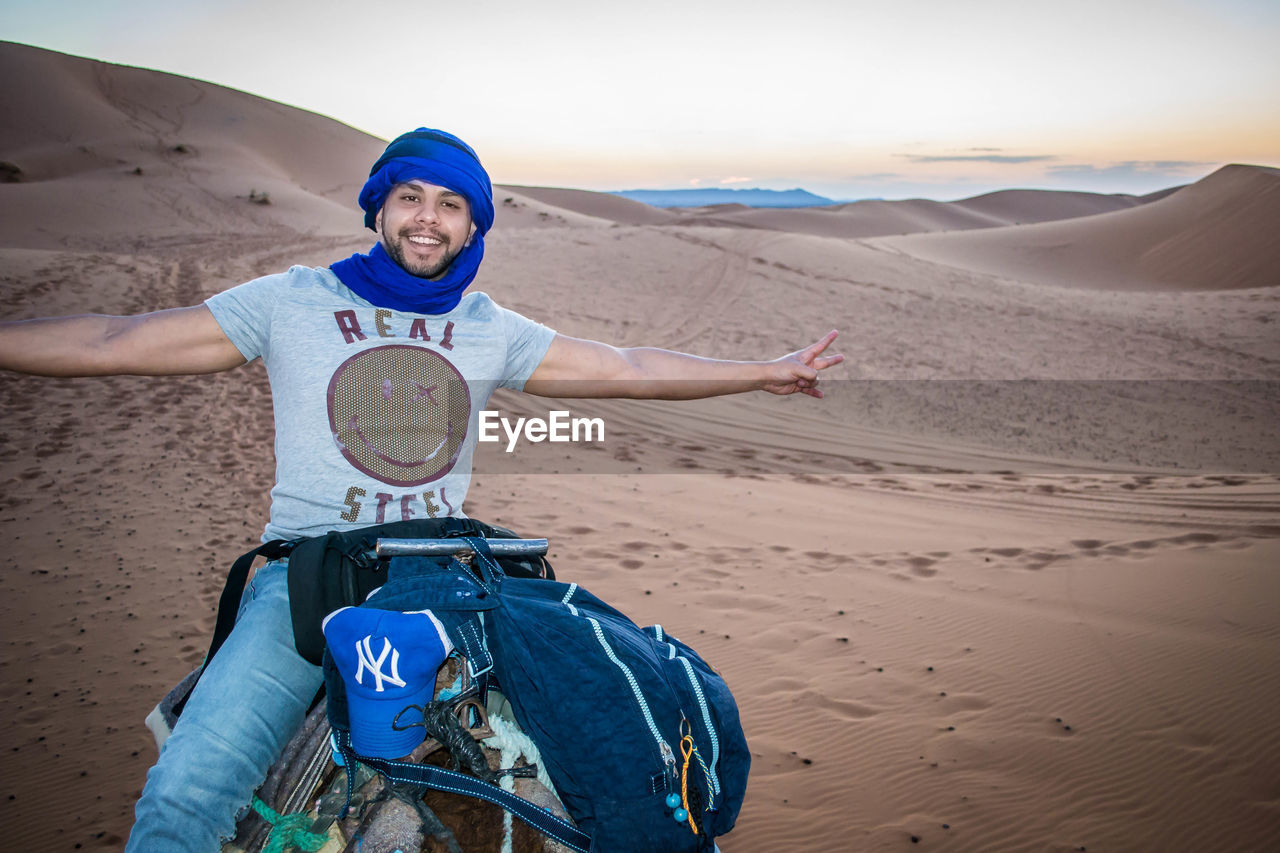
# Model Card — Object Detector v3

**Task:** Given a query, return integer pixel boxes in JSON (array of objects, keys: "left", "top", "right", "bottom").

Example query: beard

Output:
[{"left": 383, "top": 229, "right": 465, "bottom": 279}]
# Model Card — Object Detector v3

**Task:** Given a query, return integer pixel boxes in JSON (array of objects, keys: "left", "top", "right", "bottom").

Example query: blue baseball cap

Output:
[{"left": 322, "top": 606, "right": 454, "bottom": 758}]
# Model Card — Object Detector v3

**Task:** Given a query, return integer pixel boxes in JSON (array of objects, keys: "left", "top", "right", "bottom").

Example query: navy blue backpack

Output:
[{"left": 325, "top": 536, "right": 749, "bottom": 852}]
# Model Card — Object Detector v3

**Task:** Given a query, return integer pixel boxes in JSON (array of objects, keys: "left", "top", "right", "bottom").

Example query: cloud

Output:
[
  {"left": 841, "top": 172, "right": 905, "bottom": 182},
  {"left": 1046, "top": 160, "right": 1207, "bottom": 177},
  {"left": 688, "top": 178, "right": 702, "bottom": 186},
  {"left": 966, "top": 147, "right": 1004, "bottom": 152},
  {"left": 1037, "top": 160, "right": 1213, "bottom": 194},
  {"left": 719, "top": 176, "right": 753, "bottom": 184},
  {"left": 898, "top": 154, "right": 1058, "bottom": 164}
]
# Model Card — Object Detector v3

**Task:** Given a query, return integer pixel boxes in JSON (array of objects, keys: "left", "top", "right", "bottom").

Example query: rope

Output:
[
  {"left": 251, "top": 795, "right": 329, "bottom": 853},
  {"left": 483, "top": 713, "right": 551, "bottom": 853},
  {"left": 692, "top": 744, "right": 715, "bottom": 812},
  {"left": 679, "top": 736, "right": 699, "bottom": 836}
]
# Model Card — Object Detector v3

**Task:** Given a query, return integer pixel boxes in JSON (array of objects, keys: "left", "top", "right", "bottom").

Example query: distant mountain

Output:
[{"left": 614, "top": 187, "right": 836, "bottom": 208}]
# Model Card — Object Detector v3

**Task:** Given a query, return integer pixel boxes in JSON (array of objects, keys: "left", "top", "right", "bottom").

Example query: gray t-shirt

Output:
[{"left": 205, "top": 265, "right": 555, "bottom": 541}]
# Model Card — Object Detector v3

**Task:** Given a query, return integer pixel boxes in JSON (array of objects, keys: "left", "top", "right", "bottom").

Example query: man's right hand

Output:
[{"left": 0, "top": 305, "right": 247, "bottom": 377}]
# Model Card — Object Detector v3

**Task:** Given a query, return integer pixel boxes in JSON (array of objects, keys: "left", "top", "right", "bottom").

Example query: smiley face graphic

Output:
[{"left": 326, "top": 345, "right": 470, "bottom": 486}]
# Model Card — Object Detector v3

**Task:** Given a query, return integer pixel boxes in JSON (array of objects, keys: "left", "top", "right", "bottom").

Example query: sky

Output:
[{"left": 3, "top": 0, "right": 1278, "bottom": 201}]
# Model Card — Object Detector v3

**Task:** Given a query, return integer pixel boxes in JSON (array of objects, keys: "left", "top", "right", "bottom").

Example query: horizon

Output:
[
  {"left": 2, "top": 0, "right": 1278, "bottom": 202},
  {"left": 604, "top": 181, "right": 1193, "bottom": 205}
]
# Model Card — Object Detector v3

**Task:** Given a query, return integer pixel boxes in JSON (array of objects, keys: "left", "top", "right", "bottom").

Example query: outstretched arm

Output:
[
  {"left": 0, "top": 305, "right": 246, "bottom": 377},
  {"left": 523, "top": 330, "right": 842, "bottom": 400}
]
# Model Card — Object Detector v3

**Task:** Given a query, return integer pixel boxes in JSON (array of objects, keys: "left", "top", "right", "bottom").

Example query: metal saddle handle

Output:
[{"left": 375, "top": 537, "right": 549, "bottom": 558}]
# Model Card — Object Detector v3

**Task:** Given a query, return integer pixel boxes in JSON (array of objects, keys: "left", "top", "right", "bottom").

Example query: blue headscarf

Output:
[{"left": 331, "top": 128, "right": 495, "bottom": 315}]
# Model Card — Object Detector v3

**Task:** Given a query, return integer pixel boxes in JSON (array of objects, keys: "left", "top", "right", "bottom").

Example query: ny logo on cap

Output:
[{"left": 354, "top": 635, "right": 407, "bottom": 692}]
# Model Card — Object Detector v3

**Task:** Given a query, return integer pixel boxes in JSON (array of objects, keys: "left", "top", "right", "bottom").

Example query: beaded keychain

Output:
[{"left": 666, "top": 720, "right": 716, "bottom": 833}]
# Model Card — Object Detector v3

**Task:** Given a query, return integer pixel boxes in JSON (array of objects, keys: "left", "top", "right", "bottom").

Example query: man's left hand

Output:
[{"left": 760, "top": 330, "right": 844, "bottom": 399}]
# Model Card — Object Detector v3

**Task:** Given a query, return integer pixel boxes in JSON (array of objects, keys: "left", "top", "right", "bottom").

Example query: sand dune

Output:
[
  {"left": 951, "top": 187, "right": 1157, "bottom": 225},
  {"left": 497, "top": 185, "right": 675, "bottom": 227},
  {"left": 2, "top": 42, "right": 1279, "bottom": 853},
  {"left": 496, "top": 182, "right": 1167, "bottom": 241},
  {"left": 656, "top": 187, "right": 1162, "bottom": 239},
  {"left": 878, "top": 164, "right": 1280, "bottom": 291},
  {"left": 0, "top": 40, "right": 383, "bottom": 248}
]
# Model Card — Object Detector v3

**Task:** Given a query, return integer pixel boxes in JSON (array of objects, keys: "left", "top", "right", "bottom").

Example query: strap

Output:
[
  {"left": 172, "top": 539, "right": 297, "bottom": 717},
  {"left": 461, "top": 536, "right": 504, "bottom": 589},
  {"left": 333, "top": 728, "right": 592, "bottom": 852}
]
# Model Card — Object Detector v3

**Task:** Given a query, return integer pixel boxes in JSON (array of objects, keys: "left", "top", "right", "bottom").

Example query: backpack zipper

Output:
[
  {"left": 675, "top": 655, "right": 722, "bottom": 796},
  {"left": 569, "top": 603, "right": 677, "bottom": 780}
]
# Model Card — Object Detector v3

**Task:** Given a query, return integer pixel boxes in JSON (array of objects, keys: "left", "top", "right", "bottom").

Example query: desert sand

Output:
[{"left": 2, "top": 42, "right": 1278, "bottom": 852}]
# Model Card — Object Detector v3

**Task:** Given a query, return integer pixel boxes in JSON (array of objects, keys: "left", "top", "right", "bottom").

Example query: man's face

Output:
[{"left": 376, "top": 180, "right": 477, "bottom": 279}]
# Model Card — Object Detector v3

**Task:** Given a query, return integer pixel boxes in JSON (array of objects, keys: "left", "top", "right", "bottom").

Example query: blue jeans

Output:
[{"left": 126, "top": 561, "right": 324, "bottom": 853}]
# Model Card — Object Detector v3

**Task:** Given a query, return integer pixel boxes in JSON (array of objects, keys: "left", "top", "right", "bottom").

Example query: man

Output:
[{"left": 0, "top": 127, "right": 841, "bottom": 851}]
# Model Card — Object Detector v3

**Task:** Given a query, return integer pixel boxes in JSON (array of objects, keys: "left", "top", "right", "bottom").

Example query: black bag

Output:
[
  {"left": 173, "top": 517, "right": 551, "bottom": 716},
  {"left": 285, "top": 517, "right": 551, "bottom": 664}
]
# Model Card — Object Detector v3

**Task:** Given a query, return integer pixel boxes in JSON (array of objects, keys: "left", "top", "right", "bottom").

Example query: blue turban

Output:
[{"left": 331, "top": 128, "right": 495, "bottom": 315}]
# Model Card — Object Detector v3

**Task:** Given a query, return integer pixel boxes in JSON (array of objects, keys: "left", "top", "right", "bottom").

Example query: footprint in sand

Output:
[
  {"left": 1170, "top": 532, "right": 1219, "bottom": 546},
  {"left": 44, "top": 641, "right": 78, "bottom": 656},
  {"left": 907, "top": 556, "right": 938, "bottom": 577},
  {"left": 1021, "top": 552, "right": 1063, "bottom": 570},
  {"left": 796, "top": 688, "right": 880, "bottom": 721},
  {"left": 761, "top": 676, "right": 807, "bottom": 692},
  {"left": 1137, "top": 724, "right": 1218, "bottom": 755},
  {"left": 939, "top": 693, "right": 992, "bottom": 712}
]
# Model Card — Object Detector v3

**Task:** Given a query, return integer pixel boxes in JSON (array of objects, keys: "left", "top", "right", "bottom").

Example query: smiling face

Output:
[
  {"left": 327, "top": 345, "right": 471, "bottom": 486},
  {"left": 376, "top": 180, "right": 477, "bottom": 279}
]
